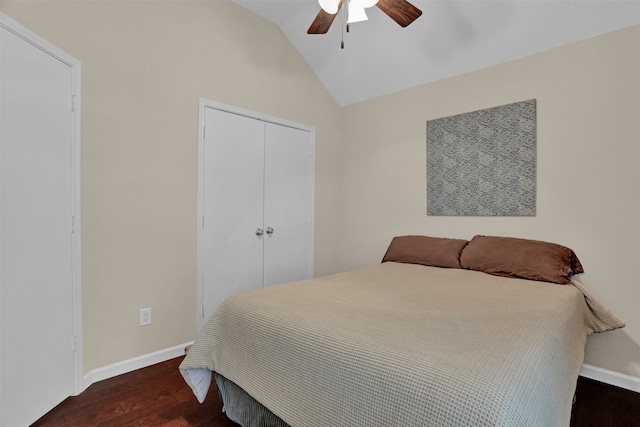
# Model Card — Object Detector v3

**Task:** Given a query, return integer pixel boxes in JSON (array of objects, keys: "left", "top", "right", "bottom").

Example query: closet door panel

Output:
[
  {"left": 1, "top": 24, "right": 76, "bottom": 426},
  {"left": 263, "top": 123, "right": 313, "bottom": 287},
  {"left": 202, "top": 108, "right": 265, "bottom": 322}
]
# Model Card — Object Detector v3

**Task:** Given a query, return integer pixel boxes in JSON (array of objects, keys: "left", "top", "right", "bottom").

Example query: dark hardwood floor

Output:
[
  {"left": 31, "top": 357, "right": 236, "bottom": 427},
  {"left": 571, "top": 376, "right": 640, "bottom": 427},
  {"left": 32, "top": 356, "right": 639, "bottom": 427}
]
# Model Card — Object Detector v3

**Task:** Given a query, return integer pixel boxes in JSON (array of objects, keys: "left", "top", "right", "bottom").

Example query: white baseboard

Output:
[
  {"left": 580, "top": 363, "right": 640, "bottom": 393},
  {"left": 80, "top": 341, "right": 194, "bottom": 395}
]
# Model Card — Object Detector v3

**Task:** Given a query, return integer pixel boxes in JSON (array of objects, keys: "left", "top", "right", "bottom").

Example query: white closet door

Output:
[
  {"left": 1, "top": 24, "right": 76, "bottom": 426},
  {"left": 263, "top": 123, "right": 313, "bottom": 287},
  {"left": 201, "top": 108, "right": 265, "bottom": 323}
]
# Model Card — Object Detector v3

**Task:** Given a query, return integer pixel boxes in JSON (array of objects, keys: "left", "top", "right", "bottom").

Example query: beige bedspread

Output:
[{"left": 180, "top": 262, "right": 624, "bottom": 426}]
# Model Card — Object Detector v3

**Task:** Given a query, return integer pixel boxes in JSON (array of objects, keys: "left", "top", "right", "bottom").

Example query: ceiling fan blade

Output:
[
  {"left": 376, "top": 0, "right": 422, "bottom": 27},
  {"left": 307, "top": 1, "right": 343, "bottom": 34}
]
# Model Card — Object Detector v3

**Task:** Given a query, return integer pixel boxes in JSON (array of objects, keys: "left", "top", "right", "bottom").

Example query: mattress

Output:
[{"left": 180, "top": 262, "right": 624, "bottom": 426}]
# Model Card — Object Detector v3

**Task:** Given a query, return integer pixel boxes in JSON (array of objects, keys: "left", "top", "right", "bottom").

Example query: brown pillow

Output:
[
  {"left": 460, "top": 235, "right": 584, "bottom": 284},
  {"left": 382, "top": 235, "right": 469, "bottom": 269}
]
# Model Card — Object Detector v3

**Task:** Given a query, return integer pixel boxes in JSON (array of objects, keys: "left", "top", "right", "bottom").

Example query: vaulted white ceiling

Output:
[{"left": 231, "top": 0, "right": 640, "bottom": 106}]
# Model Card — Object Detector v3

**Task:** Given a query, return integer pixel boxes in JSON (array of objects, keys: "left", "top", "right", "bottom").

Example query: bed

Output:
[{"left": 180, "top": 235, "right": 625, "bottom": 427}]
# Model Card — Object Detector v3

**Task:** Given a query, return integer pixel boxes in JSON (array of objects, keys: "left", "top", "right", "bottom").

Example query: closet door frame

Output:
[
  {"left": 0, "top": 12, "right": 83, "bottom": 395},
  {"left": 196, "top": 98, "right": 315, "bottom": 331}
]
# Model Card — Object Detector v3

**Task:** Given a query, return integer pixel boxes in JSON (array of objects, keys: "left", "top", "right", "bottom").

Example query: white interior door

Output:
[
  {"left": 263, "top": 123, "right": 313, "bottom": 286},
  {"left": 201, "top": 108, "right": 265, "bottom": 324},
  {"left": 1, "top": 16, "right": 80, "bottom": 427}
]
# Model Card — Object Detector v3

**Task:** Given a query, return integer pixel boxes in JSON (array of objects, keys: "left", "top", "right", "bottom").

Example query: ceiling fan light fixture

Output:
[
  {"left": 318, "top": 0, "right": 341, "bottom": 14},
  {"left": 347, "top": 2, "right": 368, "bottom": 23}
]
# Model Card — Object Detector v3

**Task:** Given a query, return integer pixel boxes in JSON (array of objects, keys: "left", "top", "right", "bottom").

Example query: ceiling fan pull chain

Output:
[
  {"left": 341, "top": 20, "right": 344, "bottom": 48},
  {"left": 341, "top": 2, "right": 346, "bottom": 48},
  {"left": 345, "top": 0, "right": 350, "bottom": 33}
]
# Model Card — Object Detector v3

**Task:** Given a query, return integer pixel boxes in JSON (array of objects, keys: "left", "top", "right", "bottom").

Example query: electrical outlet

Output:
[{"left": 139, "top": 308, "right": 152, "bottom": 326}]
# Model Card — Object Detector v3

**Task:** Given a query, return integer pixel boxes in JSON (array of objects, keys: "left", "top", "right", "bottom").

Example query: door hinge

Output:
[
  {"left": 71, "top": 94, "right": 76, "bottom": 112},
  {"left": 203, "top": 126, "right": 206, "bottom": 140},
  {"left": 71, "top": 216, "right": 76, "bottom": 234}
]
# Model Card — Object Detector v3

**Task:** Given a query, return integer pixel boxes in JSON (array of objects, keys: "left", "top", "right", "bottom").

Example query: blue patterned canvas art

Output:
[{"left": 427, "top": 99, "right": 536, "bottom": 216}]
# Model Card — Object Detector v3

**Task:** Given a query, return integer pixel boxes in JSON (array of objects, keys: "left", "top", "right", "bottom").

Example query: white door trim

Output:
[
  {"left": 197, "top": 98, "right": 315, "bottom": 331},
  {"left": 0, "top": 12, "right": 84, "bottom": 396}
]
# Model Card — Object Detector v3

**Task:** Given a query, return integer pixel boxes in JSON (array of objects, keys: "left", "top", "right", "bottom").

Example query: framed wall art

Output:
[{"left": 426, "top": 99, "right": 536, "bottom": 216}]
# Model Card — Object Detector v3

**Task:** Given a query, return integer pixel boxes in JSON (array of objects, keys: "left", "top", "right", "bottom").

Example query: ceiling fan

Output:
[{"left": 307, "top": 0, "right": 422, "bottom": 35}]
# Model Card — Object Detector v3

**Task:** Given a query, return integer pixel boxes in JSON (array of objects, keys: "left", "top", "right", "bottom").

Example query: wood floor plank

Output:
[{"left": 62, "top": 402, "right": 126, "bottom": 426}]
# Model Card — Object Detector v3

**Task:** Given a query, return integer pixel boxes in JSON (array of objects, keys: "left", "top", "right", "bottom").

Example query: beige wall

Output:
[
  {"left": 2, "top": 0, "right": 638, "bottom": 380},
  {"left": 338, "top": 25, "right": 640, "bottom": 376},
  {"left": 0, "top": 0, "right": 344, "bottom": 372}
]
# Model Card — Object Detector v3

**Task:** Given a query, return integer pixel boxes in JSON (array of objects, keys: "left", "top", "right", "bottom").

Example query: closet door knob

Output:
[
  {"left": 266, "top": 227, "right": 274, "bottom": 235},
  {"left": 255, "top": 228, "right": 264, "bottom": 237}
]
